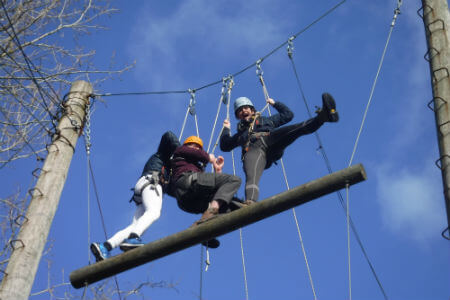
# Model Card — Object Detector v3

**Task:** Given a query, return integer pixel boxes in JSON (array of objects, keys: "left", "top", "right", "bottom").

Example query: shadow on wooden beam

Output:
[{"left": 70, "top": 163, "right": 367, "bottom": 288}]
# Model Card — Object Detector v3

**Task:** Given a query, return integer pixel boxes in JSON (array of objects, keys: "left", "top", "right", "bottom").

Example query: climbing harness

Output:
[{"left": 129, "top": 172, "right": 161, "bottom": 205}]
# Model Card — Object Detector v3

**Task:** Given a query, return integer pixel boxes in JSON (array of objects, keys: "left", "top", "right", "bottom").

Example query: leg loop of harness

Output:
[{"left": 130, "top": 172, "right": 160, "bottom": 205}]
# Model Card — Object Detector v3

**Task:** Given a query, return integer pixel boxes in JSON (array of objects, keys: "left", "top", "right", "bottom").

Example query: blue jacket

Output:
[
  {"left": 141, "top": 131, "right": 180, "bottom": 177},
  {"left": 220, "top": 101, "right": 294, "bottom": 152}
]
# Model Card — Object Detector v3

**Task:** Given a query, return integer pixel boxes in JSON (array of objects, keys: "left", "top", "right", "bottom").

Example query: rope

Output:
[
  {"left": 206, "top": 78, "right": 227, "bottom": 153},
  {"left": 87, "top": 2, "right": 346, "bottom": 100},
  {"left": 199, "top": 246, "right": 204, "bottom": 300},
  {"left": 346, "top": 184, "right": 352, "bottom": 300},
  {"left": 82, "top": 100, "right": 122, "bottom": 299},
  {"left": 255, "top": 63, "right": 317, "bottom": 298},
  {"left": 239, "top": 229, "right": 249, "bottom": 300},
  {"left": 348, "top": 3, "right": 401, "bottom": 167},
  {"left": 344, "top": 4, "right": 401, "bottom": 299},
  {"left": 209, "top": 78, "right": 235, "bottom": 155},
  {"left": 287, "top": 21, "right": 391, "bottom": 299}
]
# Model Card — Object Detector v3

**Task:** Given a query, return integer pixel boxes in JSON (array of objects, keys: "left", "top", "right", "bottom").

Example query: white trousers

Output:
[{"left": 107, "top": 176, "right": 163, "bottom": 249}]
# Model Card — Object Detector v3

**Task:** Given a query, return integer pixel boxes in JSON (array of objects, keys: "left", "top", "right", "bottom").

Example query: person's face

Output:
[
  {"left": 237, "top": 105, "right": 255, "bottom": 121},
  {"left": 186, "top": 142, "right": 202, "bottom": 150}
]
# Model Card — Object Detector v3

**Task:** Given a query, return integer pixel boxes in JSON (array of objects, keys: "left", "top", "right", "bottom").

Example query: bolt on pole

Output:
[{"left": 0, "top": 81, "right": 92, "bottom": 300}]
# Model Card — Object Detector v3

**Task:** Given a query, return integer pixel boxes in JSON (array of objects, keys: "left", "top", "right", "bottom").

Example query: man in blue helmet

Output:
[{"left": 220, "top": 93, "right": 339, "bottom": 205}]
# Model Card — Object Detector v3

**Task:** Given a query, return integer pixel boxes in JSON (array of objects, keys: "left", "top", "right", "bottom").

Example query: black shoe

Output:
[
  {"left": 319, "top": 93, "right": 339, "bottom": 122},
  {"left": 202, "top": 238, "right": 220, "bottom": 249}
]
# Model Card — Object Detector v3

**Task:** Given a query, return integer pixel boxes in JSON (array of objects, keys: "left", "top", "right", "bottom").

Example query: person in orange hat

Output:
[{"left": 170, "top": 135, "right": 241, "bottom": 226}]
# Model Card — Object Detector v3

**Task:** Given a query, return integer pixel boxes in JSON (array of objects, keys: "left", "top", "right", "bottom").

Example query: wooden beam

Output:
[{"left": 70, "top": 163, "right": 367, "bottom": 288}]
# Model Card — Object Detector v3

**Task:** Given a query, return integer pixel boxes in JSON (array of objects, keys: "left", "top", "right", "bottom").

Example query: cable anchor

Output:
[
  {"left": 224, "top": 75, "right": 234, "bottom": 105},
  {"left": 188, "top": 89, "right": 196, "bottom": 116},
  {"left": 255, "top": 59, "right": 264, "bottom": 78},
  {"left": 220, "top": 77, "right": 228, "bottom": 104},
  {"left": 287, "top": 36, "right": 295, "bottom": 59}
]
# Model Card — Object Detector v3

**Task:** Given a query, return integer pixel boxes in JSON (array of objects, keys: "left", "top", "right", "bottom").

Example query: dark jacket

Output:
[
  {"left": 141, "top": 131, "right": 180, "bottom": 177},
  {"left": 220, "top": 101, "right": 294, "bottom": 152},
  {"left": 171, "top": 145, "right": 210, "bottom": 182}
]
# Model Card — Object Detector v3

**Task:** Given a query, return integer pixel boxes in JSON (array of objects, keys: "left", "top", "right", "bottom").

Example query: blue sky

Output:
[{"left": 2, "top": 0, "right": 449, "bottom": 299}]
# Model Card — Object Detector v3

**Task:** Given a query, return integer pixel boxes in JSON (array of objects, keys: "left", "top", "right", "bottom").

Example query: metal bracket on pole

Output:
[
  {"left": 438, "top": 120, "right": 450, "bottom": 136},
  {"left": 417, "top": 4, "right": 433, "bottom": 19},
  {"left": 426, "top": 19, "right": 446, "bottom": 35},
  {"left": 14, "top": 215, "right": 28, "bottom": 227},
  {"left": 427, "top": 96, "right": 447, "bottom": 112},
  {"left": 31, "top": 168, "right": 43, "bottom": 179},
  {"left": 435, "top": 154, "right": 450, "bottom": 170},
  {"left": 432, "top": 67, "right": 450, "bottom": 83},
  {"left": 27, "top": 187, "right": 43, "bottom": 198},
  {"left": 9, "top": 240, "right": 25, "bottom": 251},
  {"left": 424, "top": 46, "right": 440, "bottom": 62}
]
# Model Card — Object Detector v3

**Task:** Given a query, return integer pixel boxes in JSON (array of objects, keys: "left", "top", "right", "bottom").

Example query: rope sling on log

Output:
[{"left": 70, "top": 163, "right": 367, "bottom": 288}]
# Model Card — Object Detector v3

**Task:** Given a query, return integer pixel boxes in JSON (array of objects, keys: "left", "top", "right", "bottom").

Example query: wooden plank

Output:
[{"left": 70, "top": 163, "right": 367, "bottom": 288}]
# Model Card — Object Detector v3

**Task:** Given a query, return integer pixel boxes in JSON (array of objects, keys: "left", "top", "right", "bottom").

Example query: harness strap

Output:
[{"left": 129, "top": 172, "right": 161, "bottom": 204}]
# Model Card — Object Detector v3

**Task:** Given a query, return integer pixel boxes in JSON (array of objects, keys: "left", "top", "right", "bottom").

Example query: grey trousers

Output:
[
  {"left": 243, "top": 116, "right": 323, "bottom": 201},
  {"left": 175, "top": 172, "right": 241, "bottom": 214}
]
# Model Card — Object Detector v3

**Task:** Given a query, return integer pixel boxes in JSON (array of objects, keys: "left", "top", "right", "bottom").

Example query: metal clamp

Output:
[
  {"left": 435, "top": 154, "right": 450, "bottom": 170},
  {"left": 427, "top": 96, "right": 447, "bottom": 112},
  {"left": 14, "top": 215, "right": 28, "bottom": 226},
  {"left": 188, "top": 89, "right": 196, "bottom": 116},
  {"left": 255, "top": 59, "right": 264, "bottom": 77},
  {"left": 46, "top": 142, "right": 59, "bottom": 153},
  {"left": 28, "top": 187, "right": 43, "bottom": 198},
  {"left": 10, "top": 239, "right": 25, "bottom": 250},
  {"left": 423, "top": 46, "right": 439, "bottom": 62},
  {"left": 417, "top": 4, "right": 433, "bottom": 19},
  {"left": 442, "top": 226, "right": 450, "bottom": 240},
  {"left": 432, "top": 67, "right": 450, "bottom": 83},
  {"left": 438, "top": 120, "right": 450, "bottom": 137},
  {"left": 287, "top": 36, "right": 295, "bottom": 59},
  {"left": 426, "top": 19, "right": 445, "bottom": 35},
  {"left": 220, "top": 77, "right": 227, "bottom": 104},
  {"left": 31, "top": 167, "right": 44, "bottom": 178}
]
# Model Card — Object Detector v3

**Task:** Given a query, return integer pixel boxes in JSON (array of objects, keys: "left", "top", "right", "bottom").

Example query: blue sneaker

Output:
[
  {"left": 119, "top": 237, "right": 144, "bottom": 252},
  {"left": 90, "top": 242, "right": 110, "bottom": 262}
]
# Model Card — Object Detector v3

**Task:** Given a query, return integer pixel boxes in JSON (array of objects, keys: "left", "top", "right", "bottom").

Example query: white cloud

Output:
[
  {"left": 375, "top": 162, "right": 446, "bottom": 242},
  {"left": 127, "top": 0, "right": 292, "bottom": 90}
]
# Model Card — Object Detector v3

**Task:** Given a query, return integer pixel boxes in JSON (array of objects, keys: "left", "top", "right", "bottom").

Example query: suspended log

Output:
[{"left": 70, "top": 163, "right": 367, "bottom": 288}]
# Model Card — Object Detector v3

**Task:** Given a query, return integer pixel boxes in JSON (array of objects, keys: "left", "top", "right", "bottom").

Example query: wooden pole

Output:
[
  {"left": 70, "top": 163, "right": 367, "bottom": 289},
  {"left": 420, "top": 0, "right": 450, "bottom": 231},
  {"left": 0, "top": 81, "right": 92, "bottom": 300}
]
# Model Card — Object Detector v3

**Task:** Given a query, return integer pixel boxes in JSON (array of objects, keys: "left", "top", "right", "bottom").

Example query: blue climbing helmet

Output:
[{"left": 234, "top": 97, "right": 254, "bottom": 118}]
